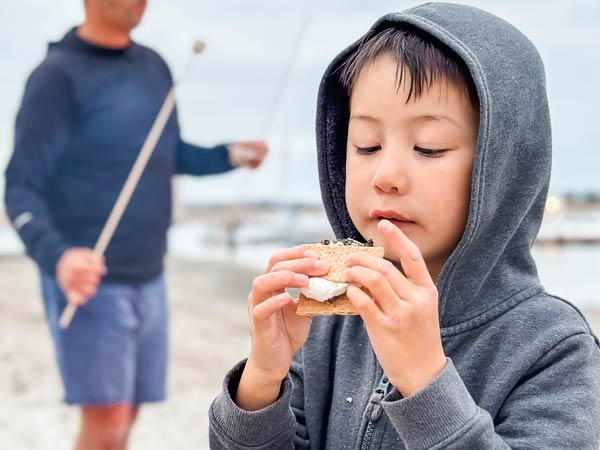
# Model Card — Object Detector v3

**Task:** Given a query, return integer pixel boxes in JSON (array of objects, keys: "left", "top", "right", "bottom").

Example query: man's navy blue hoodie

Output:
[{"left": 4, "top": 29, "right": 233, "bottom": 283}]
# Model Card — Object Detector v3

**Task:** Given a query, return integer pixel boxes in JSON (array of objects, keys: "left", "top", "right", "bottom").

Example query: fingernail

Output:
[
  {"left": 315, "top": 260, "right": 328, "bottom": 271},
  {"left": 304, "top": 250, "right": 318, "bottom": 258},
  {"left": 295, "top": 274, "right": 309, "bottom": 284},
  {"left": 379, "top": 219, "right": 394, "bottom": 231}
]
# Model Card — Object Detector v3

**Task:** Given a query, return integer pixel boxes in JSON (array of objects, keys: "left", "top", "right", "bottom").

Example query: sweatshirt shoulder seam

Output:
[
  {"left": 527, "top": 331, "right": 599, "bottom": 378},
  {"left": 539, "top": 292, "right": 600, "bottom": 345}
]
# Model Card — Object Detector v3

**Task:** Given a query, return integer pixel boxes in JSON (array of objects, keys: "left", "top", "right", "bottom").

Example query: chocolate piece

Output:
[{"left": 319, "top": 238, "right": 374, "bottom": 247}]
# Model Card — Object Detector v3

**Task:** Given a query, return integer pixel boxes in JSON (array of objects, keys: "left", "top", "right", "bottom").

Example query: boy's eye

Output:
[
  {"left": 414, "top": 146, "right": 448, "bottom": 158},
  {"left": 355, "top": 145, "right": 381, "bottom": 154}
]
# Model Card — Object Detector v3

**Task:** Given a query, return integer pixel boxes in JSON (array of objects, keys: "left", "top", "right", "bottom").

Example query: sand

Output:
[
  {"left": 0, "top": 255, "right": 254, "bottom": 450},
  {"left": 0, "top": 255, "right": 598, "bottom": 449}
]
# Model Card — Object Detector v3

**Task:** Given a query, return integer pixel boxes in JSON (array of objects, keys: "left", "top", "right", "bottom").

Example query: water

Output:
[{"left": 533, "top": 244, "right": 600, "bottom": 309}]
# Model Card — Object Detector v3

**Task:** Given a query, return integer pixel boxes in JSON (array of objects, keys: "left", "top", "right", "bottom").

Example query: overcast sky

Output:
[{"left": 0, "top": 0, "right": 598, "bottom": 205}]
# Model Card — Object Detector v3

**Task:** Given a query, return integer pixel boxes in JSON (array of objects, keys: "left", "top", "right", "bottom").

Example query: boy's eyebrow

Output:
[
  {"left": 349, "top": 113, "right": 381, "bottom": 123},
  {"left": 418, "top": 114, "right": 463, "bottom": 130},
  {"left": 349, "top": 113, "right": 463, "bottom": 129}
]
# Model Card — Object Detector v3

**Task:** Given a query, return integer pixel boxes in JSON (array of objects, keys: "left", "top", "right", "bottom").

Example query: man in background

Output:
[{"left": 4, "top": 0, "right": 267, "bottom": 448}]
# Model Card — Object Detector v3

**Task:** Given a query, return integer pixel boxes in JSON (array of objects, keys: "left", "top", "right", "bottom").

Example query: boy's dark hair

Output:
[{"left": 340, "top": 26, "right": 479, "bottom": 108}]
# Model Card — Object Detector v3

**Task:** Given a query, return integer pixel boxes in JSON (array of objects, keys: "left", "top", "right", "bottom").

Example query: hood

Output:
[{"left": 316, "top": 2, "right": 551, "bottom": 328}]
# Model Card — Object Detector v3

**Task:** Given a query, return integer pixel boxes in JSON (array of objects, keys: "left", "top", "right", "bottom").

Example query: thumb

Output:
[{"left": 66, "top": 290, "right": 87, "bottom": 307}]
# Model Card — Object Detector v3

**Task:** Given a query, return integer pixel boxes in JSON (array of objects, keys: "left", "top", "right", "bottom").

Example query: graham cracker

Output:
[
  {"left": 296, "top": 293, "right": 358, "bottom": 316},
  {"left": 297, "top": 242, "right": 384, "bottom": 316},
  {"left": 301, "top": 243, "right": 384, "bottom": 282}
]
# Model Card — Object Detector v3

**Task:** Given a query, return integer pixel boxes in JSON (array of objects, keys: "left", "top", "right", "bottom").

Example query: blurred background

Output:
[{"left": 0, "top": 1, "right": 598, "bottom": 448}]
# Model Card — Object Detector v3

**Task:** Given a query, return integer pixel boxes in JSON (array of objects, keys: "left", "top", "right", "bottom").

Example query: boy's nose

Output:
[{"left": 371, "top": 147, "right": 409, "bottom": 194}]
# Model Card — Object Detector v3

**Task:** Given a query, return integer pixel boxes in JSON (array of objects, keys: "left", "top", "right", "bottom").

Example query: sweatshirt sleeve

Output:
[
  {"left": 4, "top": 63, "right": 74, "bottom": 276},
  {"left": 381, "top": 333, "right": 600, "bottom": 450},
  {"left": 175, "top": 137, "right": 234, "bottom": 176},
  {"left": 209, "top": 354, "right": 310, "bottom": 449}
]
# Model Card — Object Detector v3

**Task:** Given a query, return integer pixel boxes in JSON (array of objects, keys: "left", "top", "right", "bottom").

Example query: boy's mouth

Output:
[{"left": 370, "top": 209, "right": 415, "bottom": 228}]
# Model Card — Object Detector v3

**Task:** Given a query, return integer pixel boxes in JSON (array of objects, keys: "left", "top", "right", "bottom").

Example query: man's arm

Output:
[
  {"left": 4, "top": 63, "right": 74, "bottom": 276},
  {"left": 176, "top": 137, "right": 268, "bottom": 176},
  {"left": 175, "top": 138, "right": 234, "bottom": 176}
]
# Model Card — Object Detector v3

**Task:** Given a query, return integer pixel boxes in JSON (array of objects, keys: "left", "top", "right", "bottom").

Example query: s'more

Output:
[{"left": 296, "top": 238, "right": 385, "bottom": 316}]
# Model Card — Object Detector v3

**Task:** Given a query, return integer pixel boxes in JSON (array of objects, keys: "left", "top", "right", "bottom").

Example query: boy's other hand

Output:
[
  {"left": 55, "top": 247, "right": 107, "bottom": 306},
  {"left": 236, "top": 246, "right": 328, "bottom": 411},
  {"left": 343, "top": 219, "right": 446, "bottom": 398},
  {"left": 227, "top": 140, "right": 268, "bottom": 169}
]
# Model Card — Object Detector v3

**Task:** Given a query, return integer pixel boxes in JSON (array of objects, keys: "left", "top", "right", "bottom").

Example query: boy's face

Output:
[{"left": 345, "top": 52, "right": 479, "bottom": 279}]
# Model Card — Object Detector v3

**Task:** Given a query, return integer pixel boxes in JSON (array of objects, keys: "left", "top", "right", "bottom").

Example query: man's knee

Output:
[{"left": 81, "top": 404, "right": 133, "bottom": 447}]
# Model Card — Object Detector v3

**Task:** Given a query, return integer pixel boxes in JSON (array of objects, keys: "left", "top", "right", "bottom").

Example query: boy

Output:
[{"left": 209, "top": 3, "right": 600, "bottom": 449}]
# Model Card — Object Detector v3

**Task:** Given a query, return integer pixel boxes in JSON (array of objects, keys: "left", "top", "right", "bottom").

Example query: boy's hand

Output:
[
  {"left": 56, "top": 247, "right": 107, "bottom": 306},
  {"left": 343, "top": 219, "right": 446, "bottom": 397},
  {"left": 236, "top": 246, "right": 329, "bottom": 411}
]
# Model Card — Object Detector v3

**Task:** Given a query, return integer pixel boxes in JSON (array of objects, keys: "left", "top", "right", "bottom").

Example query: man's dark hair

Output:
[{"left": 339, "top": 26, "right": 479, "bottom": 108}]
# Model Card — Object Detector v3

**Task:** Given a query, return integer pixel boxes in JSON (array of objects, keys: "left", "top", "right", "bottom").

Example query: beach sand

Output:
[
  {"left": 0, "top": 255, "right": 254, "bottom": 449},
  {"left": 0, "top": 254, "right": 599, "bottom": 449}
]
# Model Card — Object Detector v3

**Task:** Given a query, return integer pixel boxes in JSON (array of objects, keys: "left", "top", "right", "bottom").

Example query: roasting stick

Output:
[{"left": 59, "top": 41, "right": 206, "bottom": 329}]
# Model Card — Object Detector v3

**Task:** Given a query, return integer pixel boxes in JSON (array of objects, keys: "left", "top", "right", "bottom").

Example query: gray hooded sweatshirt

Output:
[{"left": 209, "top": 3, "right": 600, "bottom": 449}]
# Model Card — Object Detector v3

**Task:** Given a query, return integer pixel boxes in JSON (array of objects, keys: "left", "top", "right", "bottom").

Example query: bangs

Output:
[{"left": 339, "top": 26, "right": 479, "bottom": 108}]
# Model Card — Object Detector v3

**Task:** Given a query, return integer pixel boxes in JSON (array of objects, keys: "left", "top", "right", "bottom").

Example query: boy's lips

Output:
[{"left": 370, "top": 209, "right": 415, "bottom": 228}]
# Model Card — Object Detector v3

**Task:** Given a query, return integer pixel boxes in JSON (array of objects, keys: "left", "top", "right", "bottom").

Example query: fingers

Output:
[
  {"left": 80, "top": 253, "right": 106, "bottom": 276},
  {"left": 251, "top": 292, "right": 292, "bottom": 321},
  {"left": 271, "top": 257, "right": 329, "bottom": 277},
  {"left": 66, "top": 292, "right": 86, "bottom": 307},
  {"left": 228, "top": 141, "right": 268, "bottom": 168},
  {"left": 66, "top": 251, "right": 106, "bottom": 278},
  {"left": 238, "top": 140, "right": 268, "bottom": 154},
  {"left": 346, "top": 251, "right": 412, "bottom": 294},
  {"left": 250, "top": 245, "right": 325, "bottom": 321},
  {"left": 70, "top": 270, "right": 101, "bottom": 285},
  {"left": 378, "top": 219, "right": 433, "bottom": 287},
  {"left": 265, "top": 247, "right": 317, "bottom": 272},
  {"left": 66, "top": 272, "right": 100, "bottom": 305},
  {"left": 344, "top": 264, "right": 403, "bottom": 313},
  {"left": 66, "top": 267, "right": 102, "bottom": 292},
  {"left": 65, "top": 289, "right": 92, "bottom": 307},
  {"left": 345, "top": 285, "right": 383, "bottom": 324},
  {"left": 251, "top": 270, "right": 308, "bottom": 307}
]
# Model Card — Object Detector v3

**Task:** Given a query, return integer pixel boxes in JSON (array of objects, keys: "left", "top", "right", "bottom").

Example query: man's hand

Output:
[
  {"left": 227, "top": 140, "right": 268, "bottom": 169},
  {"left": 55, "top": 248, "right": 107, "bottom": 306}
]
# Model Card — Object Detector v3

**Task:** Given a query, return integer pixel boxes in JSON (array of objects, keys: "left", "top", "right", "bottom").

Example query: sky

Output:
[{"left": 0, "top": 0, "right": 598, "bottom": 206}]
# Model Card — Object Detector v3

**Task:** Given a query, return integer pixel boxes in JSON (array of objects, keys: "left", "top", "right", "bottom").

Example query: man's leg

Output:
[
  {"left": 39, "top": 273, "right": 141, "bottom": 450},
  {"left": 74, "top": 403, "right": 139, "bottom": 450},
  {"left": 118, "top": 405, "right": 140, "bottom": 450}
]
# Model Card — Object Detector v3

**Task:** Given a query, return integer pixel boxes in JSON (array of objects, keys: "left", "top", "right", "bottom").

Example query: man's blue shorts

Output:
[{"left": 40, "top": 272, "right": 168, "bottom": 405}]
